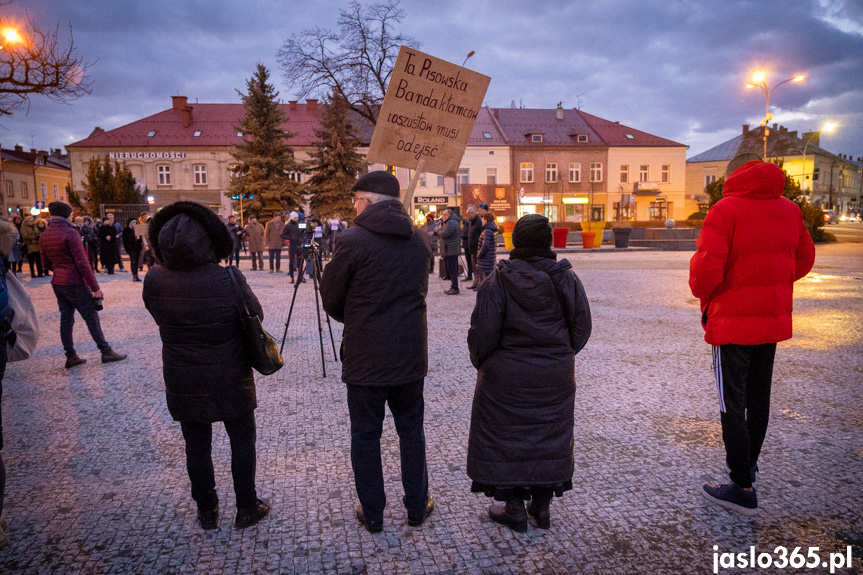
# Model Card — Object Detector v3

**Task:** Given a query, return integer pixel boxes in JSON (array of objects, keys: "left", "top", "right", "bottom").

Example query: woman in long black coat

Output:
[
  {"left": 466, "top": 214, "right": 591, "bottom": 532},
  {"left": 97, "top": 219, "right": 118, "bottom": 274},
  {"left": 121, "top": 218, "right": 143, "bottom": 282},
  {"left": 142, "top": 201, "right": 270, "bottom": 531}
]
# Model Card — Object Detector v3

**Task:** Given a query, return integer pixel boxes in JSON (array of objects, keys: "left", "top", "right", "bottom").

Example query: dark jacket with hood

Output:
[
  {"left": 281, "top": 219, "right": 303, "bottom": 247},
  {"left": 436, "top": 212, "right": 462, "bottom": 257},
  {"left": 466, "top": 213, "right": 483, "bottom": 253},
  {"left": 466, "top": 256, "right": 591, "bottom": 486},
  {"left": 475, "top": 220, "right": 498, "bottom": 273},
  {"left": 142, "top": 201, "right": 262, "bottom": 423},
  {"left": 122, "top": 219, "right": 143, "bottom": 255},
  {"left": 97, "top": 222, "right": 118, "bottom": 267},
  {"left": 320, "top": 199, "right": 432, "bottom": 386}
]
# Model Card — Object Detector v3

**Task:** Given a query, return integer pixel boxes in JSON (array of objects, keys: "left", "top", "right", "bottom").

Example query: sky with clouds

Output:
[{"left": 1, "top": 0, "right": 861, "bottom": 160}]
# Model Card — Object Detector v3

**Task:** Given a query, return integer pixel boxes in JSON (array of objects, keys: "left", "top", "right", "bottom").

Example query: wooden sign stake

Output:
[{"left": 403, "top": 159, "right": 425, "bottom": 212}]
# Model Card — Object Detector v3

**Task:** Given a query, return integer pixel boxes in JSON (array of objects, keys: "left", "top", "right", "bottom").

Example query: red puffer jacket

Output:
[
  {"left": 689, "top": 161, "right": 815, "bottom": 346},
  {"left": 39, "top": 216, "right": 101, "bottom": 292}
]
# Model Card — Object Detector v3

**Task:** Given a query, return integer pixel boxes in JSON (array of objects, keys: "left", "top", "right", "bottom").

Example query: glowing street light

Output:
[
  {"left": 746, "top": 71, "right": 805, "bottom": 158},
  {"left": 0, "top": 27, "right": 22, "bottom": 50}
]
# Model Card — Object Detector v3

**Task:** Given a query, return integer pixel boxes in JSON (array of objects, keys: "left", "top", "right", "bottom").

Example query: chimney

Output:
[
  {"left": 88, "top": 127, "right": 105, "bottom": 138},
  {"left": 803, "top": 131, "right": 819, "bottom": 148},
  {"left": 172, "top": 96, "right": 188, "bottom": 110},
  {"left": 180, "top": 106, "right": 193, "bottom": 128},
  {"left": 306, "top": 99, "right": 318, "bottom": 112},
  {"left": 493, "top": 109, "right": 499, "bottom": 118},
  {"left": 742, "top": 125, "right": 749, "bottom": 134},
  {"left": 790, "top": 131, "right": 797, "bottom": 139},
  {"left": 556, "top": 102, "right": 564, "bottom": 121},
  {"left": 14, "top": 145, "right": 22, "bottom": 152},
  {"left": 289, "top": 100, "right": 298, "bottom": 110}
]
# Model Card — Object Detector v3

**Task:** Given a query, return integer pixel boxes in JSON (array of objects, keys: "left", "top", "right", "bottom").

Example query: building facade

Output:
[{"left": 0, "top": 146, "right": 71, "bottom": 217}]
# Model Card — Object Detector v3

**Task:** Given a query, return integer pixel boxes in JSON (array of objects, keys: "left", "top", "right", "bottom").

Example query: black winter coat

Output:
[
  {"left": 320, "top": 199, "right": 432, "bottom": 386},
  {"left": 466, "top": 256, "right": 591, "bottom": 486},
  {"left": 122, "top": 227, "right": 143, "bottom": 254},
  {"left": 143, "top": 203, "right": 261, "bottom": 423},
  {"left": 436, "top": 213, "right": 461, "bottom": 257},
  {"left": 97, "top": 224, "right": 118, "bottom": 267},
  {"left": 467, "top": 214, "right": 482, "bottom": 253},
  {"left": 475, "top": 221, "right": 498, "bottom": 273}
]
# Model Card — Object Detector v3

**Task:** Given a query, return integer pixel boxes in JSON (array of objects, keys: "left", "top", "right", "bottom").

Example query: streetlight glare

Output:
[
  {"left": 2, "top": 28, "right": 21, "bottom": 45},
  {"left": 823, "top": 122, "right": 836, "bottom": 132},
  {"left": 751, "top": 71, "right": 766, "bottom": 83},
  {"left": 792, "top": 75, "right": 804, "bottom": 82}
]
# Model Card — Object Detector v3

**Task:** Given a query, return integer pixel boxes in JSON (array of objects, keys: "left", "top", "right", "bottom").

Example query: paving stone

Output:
[{"left": 0, "top": 244, "right": 860, "bottom": 573}]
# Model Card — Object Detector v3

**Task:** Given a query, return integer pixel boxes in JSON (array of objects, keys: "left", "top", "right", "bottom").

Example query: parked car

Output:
[{"left": 823, "top": 210, "right": 838, "bottom": 225}]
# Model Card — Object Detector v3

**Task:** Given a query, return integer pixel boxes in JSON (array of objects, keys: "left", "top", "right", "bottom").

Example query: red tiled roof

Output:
[
  {"left": 1, "top": 148, "right": 70, "bottom": 170},
  {"left": 67, "top": 102, "right": 371, "bottom": 149}
]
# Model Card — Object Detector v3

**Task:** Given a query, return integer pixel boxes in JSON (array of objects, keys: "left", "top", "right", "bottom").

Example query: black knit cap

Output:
[
  {"left": 512, "top": 214, "right": 552, "bottom": 249},
  {"left": 48, "top": 201, "right": 73, "bottom": 219},
  {"left": 352, "top": 170, "right": 400, "bottom": 197}
]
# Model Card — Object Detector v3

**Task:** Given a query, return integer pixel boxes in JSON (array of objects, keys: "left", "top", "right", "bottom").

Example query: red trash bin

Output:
[{"left": 552, "top": 228, "right": 569, "bottom": 248}]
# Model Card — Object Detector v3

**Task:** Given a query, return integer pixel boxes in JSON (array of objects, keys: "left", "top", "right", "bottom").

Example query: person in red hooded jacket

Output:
[{"left": 689, "top": 155, "right": 815, "bottom": 516}]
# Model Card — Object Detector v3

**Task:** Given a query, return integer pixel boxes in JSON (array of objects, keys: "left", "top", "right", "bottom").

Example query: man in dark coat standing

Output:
[
  {"left": 39, "top": 202, "right": 127, "bottom": 368},
  {"left": 435, "top": 208, "right": 462, "bottom": 295},
  {"left": 143, "top": 201, "right": 270, "bottom": 531},
  {"left": 321, "top": 171, "right": 434, "bottom": 534},
  {"left": 465, "top": 206, "right": 482, "bottom": 289}
]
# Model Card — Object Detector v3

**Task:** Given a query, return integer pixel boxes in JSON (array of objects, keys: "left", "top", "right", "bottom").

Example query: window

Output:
[
  {"left": 53, "top": 184, "right": 60, "bottom": 199},
  {"left": 5, "top": 181, "right": 12, "bottom": 197},
  {"left": 437, "top": 175, "right": 445, "bottom": 186},
  {"left": 194, "top": 131, "right": 202, "bottom": 137},
  {"left": 41, "top": 183, "right": 47, "bottom": 199},
  {"left": 237, "top": 132, "right": 243, "bottom": 138},
  {"left": 661, "top": 165, "right": 670, "bottom": 183},
  {"left": 287, "top": 172, "right": 303, "bottom": 182},
  {"left": 545, "top": 163, "right": 558, "bottom": 183},
  {"left": 577, "top": 134, "right": 588, "bottom": 143},
  {"left": 147, "top": 131, "right": 156, "bottom": 137},
  {"left": 457, "top": 169, "right": 469, "bottom": 187},
  {"left": 486, "top": 168, "right": 497, "bottom": 185},
  {"left": 20, "top": 182, "right": 27, "bottom": 198},
  {"left": 483, "top": 132, "right": 492, "bottom": 139},
  {"left": 620, "top": 165, "right": 629, "bottom": 183},
  {"left": 194, "top": 164, "right": 207, "bottom": 185},
  {"left": 639, "top": 165, "right": 649, "bottom": 182},
  {"left": 385, "top": 165, "right": 396, "bottom": 176},
  {"left": 813, "top": 168, "right": 820, "bottom": 181},
  {"left": 531, "top": 134, "right": 543, "bottom": 143},
  {"left": 418, "top": 172, "right": 427, "bottom": 187},
  {"left": 158, "top": 165, "right": 171, "bottom": 185},
  {"left": 590, "top": 162, "right": 602, "bottom": 182},
  {"left": 569, "top": 163, "right": 581, "bottom": 183},
  {"left": 520, "top": 162, "right": 534, "bottom": 183},
  {"left": 590, "top": 205, "right": 605, "bottom": 222},
  {"left": 704, "top": 174, "right": 717, "bottom": 187}
]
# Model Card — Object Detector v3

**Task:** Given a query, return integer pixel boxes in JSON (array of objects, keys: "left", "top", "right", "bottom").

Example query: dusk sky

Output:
[{"left": 2, "top": 0, "right": 862, "bottom": 161}]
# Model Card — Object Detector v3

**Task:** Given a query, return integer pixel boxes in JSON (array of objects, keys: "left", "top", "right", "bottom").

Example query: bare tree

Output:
[
  {"left": 0, "top": 4, "right": 92, "bottom": 117},
  {"left": 277, "top": 0, "right": 417, "bottom": 125}
]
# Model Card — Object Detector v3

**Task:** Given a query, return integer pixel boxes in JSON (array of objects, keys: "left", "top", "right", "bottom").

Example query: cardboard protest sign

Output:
[{"left": 367, "top": 46, "right": 491, "bottom": 178}]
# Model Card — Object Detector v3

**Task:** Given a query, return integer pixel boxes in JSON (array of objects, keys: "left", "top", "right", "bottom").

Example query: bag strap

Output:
[{"left": 226, "top": 266, "right": 252, "bottom": 317}]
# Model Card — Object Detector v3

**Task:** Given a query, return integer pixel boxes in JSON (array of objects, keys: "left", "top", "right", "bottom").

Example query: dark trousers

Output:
[
  {"left": 52, "top": 284, "right": 110, "bottom": 357},
  {"left": 288, "top": 246, "right": 301, "bottom": 276},
  {"left": 115, "top": 241, "right": 124, "bottom": 270},
  {"left": 127, "top": 249, "right": 142, "bottom": 278},
  {"left": 714, "top": 343, "right": 776, "bottom": 489},
  {"left": 268, "top": 248, "right": 282, "bottom": 271},
  {"left": 228, "top": 244, "right": 241, "bottom": 267},
  {"left": 346, "top": 380, "right": 429, "bottom": 522},
  {"left": 87, "top": 244, "right": 99, "bottom": 271},
  {"left": 180, "top": 411, "right": 258, "bottom": 511},
  {"left": 27, "top": 252, "right": 43, "bottom": 278},
  {"left": 444, "top": 255, "right": 459, "bottom": 290},
  {"left": 250, "top": 252, "right": 264, "bottom": 270}
]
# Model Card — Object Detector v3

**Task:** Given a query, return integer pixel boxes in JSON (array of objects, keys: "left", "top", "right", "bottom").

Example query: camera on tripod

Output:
[{"left": 298, "top": 222, "right": 316, "bottom": 251}]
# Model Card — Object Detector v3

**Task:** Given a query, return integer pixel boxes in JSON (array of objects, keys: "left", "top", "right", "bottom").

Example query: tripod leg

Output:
[
  {"left": 280, "top": 257, "right": 305, "bottom": 354},
  {"left": 313, "top": 257, "right": 339, "bottom": 362},
  {"left": 310, "top": 251, "right": 327, "bottom": 378}
]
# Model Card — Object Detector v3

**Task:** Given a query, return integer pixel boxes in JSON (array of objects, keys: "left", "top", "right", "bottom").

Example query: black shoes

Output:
[
  {"left": 197, "top": 506, "right": 219, "bottom": 530},
  {"left": 64, "top": 355, "right": 87, "bottom": 369},
  {"left": 132, "top": 277, "right": 141, "bottom": 282},
  {"left": 444, "top": 288, "right": 460, "bottom": 295},
  {"left": 356, "top": 504, "right": 383, "bottom": 534},
  {"left": 101, "top": 348, "right": 128, "bottom": 363},
  {"left": 527, "top": 496, "right": 551, "bottom": 529},
  {"left": 406, "top": 491, "right": 435, "bottom": 527},
  {"left": 488, "top": 499, "right": 528, "bottom": 533},
  {"left": 235, "top": 498, "right": 270, "bottom": 529}
]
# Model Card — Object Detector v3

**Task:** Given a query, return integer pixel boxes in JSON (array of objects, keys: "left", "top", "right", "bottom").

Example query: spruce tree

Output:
[
  {"left": 80, "top": 156, "right": 144, "bottom": 217},
  {"left": 229, "top": 63, "right": 303, "bottom": 221},
  {"left": 305, "top": 92, "right": 365, "bottom": 222}
]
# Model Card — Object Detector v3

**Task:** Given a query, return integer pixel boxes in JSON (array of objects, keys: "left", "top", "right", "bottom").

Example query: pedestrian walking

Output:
[
  {"left": 320, "top": 171, "right": 435, "bottom": 534},
  {"left": 435, "top": 208, "right": 461, "bottom": 295},
  {"left": 244, "top": 216, "right": 265, "bottom": 271},
  {"left": 226, "top": 215, "right": 242, "bottom": 267},
  {"left": 108, "top": 214, "right": 126, "bottom": 272},
  {"left": 465, "top": 206, "right": 482, "bottom": 288},
  {"left": 281, "top": 212, "right": 302, "bottom": 283},
  {"left": 143, "top": 201, "right": 270, "bottom": 531},
  {"left": 20, "top": 216, "right": 44, "bottom": 278},
  {"left": 121, "top": 219, "right": 143, "bottom": 282},
  {"left": 81, "top": 216, "right": 99, "bottom": 272},
  {"left": 264, "top": 212, "right": 284, "bottom": 273},
  {"left": 689, "top": 156, "right": 815, "bottom": 516},
  {"left": 38, "top": 202, "right": 127, "bottom": 369},
  {"left": 466, "top": 213, "right": 592, "bottom": 532}
]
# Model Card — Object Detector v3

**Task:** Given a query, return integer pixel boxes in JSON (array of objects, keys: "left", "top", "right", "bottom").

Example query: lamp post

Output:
[{"left": 746, "top": 71, "right": 804, "bottom": 159}]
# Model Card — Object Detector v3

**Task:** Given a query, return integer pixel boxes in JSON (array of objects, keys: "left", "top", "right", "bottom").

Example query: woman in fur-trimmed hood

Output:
[{"left": 142, "top": 201, "right": 270, "bottom": 530}]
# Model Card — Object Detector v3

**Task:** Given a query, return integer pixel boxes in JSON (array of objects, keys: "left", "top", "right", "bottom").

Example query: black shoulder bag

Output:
[{"left": 227, "top": 267, "right": 284, "bottom": 375}]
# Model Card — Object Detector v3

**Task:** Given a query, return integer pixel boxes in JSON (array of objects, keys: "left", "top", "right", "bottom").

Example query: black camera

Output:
[{"left": 93, "top": 297, "right": 104, "bottom": 311}]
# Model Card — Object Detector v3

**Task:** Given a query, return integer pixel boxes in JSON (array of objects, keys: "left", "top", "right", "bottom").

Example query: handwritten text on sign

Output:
[{"left": 366, "top": 47, "right": 491, "bottom": 177}]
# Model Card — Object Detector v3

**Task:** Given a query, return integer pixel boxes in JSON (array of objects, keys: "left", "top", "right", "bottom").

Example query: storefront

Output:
[{"left": 413, "top": 195, "right": 449, "bottom": 225}]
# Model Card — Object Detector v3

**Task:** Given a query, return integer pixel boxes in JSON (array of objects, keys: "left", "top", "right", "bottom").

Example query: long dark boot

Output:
[
  {"left": 527, "top": 495, "right": 551, "bottom": 529},
  {"left": 488, "top": 498, "right": 528, "bottom": 533}
]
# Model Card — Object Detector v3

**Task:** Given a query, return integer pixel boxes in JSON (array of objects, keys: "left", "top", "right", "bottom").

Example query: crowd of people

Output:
[{"left": 0, "top": 157, "right": 816, "bottom": 547}]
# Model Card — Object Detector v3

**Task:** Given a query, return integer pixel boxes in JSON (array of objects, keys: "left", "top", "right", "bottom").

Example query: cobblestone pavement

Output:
[{"left": 1, "top": 244, "right": 861, "bottom": 574}]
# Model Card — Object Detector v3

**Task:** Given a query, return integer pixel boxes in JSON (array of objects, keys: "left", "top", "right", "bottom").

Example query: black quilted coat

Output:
[
  {"left": 142, "top": 202, "right": 262, "bottom": 423},
  {"left": 466, "top": 256, "right": 591, "bottom": 486}
]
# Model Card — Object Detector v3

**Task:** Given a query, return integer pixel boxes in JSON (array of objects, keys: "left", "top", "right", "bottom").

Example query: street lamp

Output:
[
  {"left": 0, "top": 27, "right": 22, "bottom": 50},
  {"left": 462, "top": 50, "right": 475, "bottom": 67},
  {"left": 746, "top": 71, "right": 804, "bottom": 159}
]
